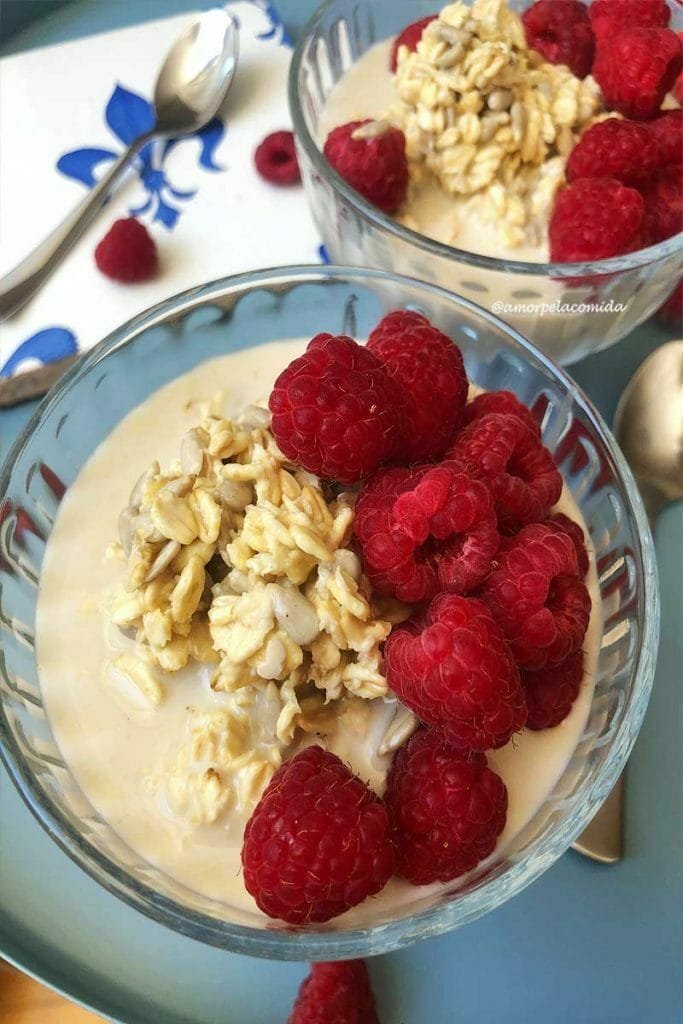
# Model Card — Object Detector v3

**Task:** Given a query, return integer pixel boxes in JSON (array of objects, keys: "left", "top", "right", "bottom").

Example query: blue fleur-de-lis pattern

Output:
[
  {"left": 0, "top": 328, "right": 78, "bottom": 378},
  {"left": 57, "top": 84, "right": 225, "bottom": 231},
  {"left": 254, "top": 0, "right": 293, "bottom": 46}
]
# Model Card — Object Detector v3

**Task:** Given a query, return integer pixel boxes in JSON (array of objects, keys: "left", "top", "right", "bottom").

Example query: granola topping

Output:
[
  {"left": 387, "top": 0, "right": 604, "bottom": 248},
  {"left": 106, "top": 402, "right": 393, "bottom": 826}
]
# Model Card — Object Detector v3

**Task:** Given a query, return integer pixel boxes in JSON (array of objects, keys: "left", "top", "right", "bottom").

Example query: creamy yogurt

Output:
[{"left": 37, "top": 339, "right": 601, "bottom": 924}]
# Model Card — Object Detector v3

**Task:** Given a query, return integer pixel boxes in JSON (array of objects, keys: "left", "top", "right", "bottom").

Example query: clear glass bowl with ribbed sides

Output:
[
  {"left": 289, "top": 0, "right": 683, "bottom": 364},
  {"left": 0, "top": 267, "right": 658, "bottom": 959}
]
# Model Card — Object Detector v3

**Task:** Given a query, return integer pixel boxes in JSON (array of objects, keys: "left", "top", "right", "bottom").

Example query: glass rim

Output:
[
  {"left": 0, "top": 264, "right": 660, "bottom": 959},
  {"left": 288, "top": 0, "right": 683, "bottom": 279}
]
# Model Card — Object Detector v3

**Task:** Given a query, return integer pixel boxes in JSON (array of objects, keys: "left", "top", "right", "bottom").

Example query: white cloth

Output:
[{"left": 0, "top": 1, "right": 322, "bottom": 376}]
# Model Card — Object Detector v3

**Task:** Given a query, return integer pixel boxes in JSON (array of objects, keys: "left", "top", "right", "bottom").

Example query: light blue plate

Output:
[{"left": 0, "top": 3, "right": 681, "bottom": 1021}]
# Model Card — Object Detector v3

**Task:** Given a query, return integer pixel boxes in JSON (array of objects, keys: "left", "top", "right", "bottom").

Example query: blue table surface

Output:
[{"left": 1, "top": 4, "right": 681, "bottom": 1023}]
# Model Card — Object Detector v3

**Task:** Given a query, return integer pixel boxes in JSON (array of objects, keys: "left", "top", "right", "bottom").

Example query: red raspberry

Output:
[
  {"left": 649, "top": 110, "right": 683, "bottom": 169},
  {"left": 94, "top": 218, "right": 158, "bottom": 283},
  {"left": 323, "top": 120, "right": 409, "bottom": 214},
  {"left": 522, "top": 650, "right": 584, "bottom": 729},
  {"left": 354, "top": 462, "right": 499, "bottom": 603},
  {"left": 593, "top": 28, "right": 683, "bottom": 121},
  {"left": 447, "top": 413, "right": 562, "bottom": 531},
  {"left": 254, "top": 130, "right": 300, "bottom": 185},
  {"left": 242, "top": 747, "right": 394, "bottom": 924},
  {"left": 674, "top": 33, "right": 683, "bottom": 104},
  {"left": 288, "top": 961, "right": 379, "bottom": 1024},
  {"left": 269, "top": 334, "right": 405, "bottom": 484},
  {"left": 656, "top": 279, "right": 683, "bottom": 328},
  {"left": 546, "top": 512, "right": 590, "bottom": 577},
  {"left": 366, "top": 311, "right": 468, "bottom": 461},
  {"left": 522, "top": 0, "right": 595, "bottom": 79},
  {"left": 389, "top": 15, "right": 438, "bottom": 72},
  {"left": 482, "top": 523, "right": 591, "bottom": 670},
  {"left": 385, "top": 727, "right": 508, "bottom": 885},
  {"left": 463, "top": 390, "right": 541, "bottom": 439},
  {"left": 641, "top": 165, "right": 683, "bottom": 243},
  {"left": 549, "top": 178, "right": 646, "bottom": 262},
  {"left": 589, "top": 0, "right": 670, "bottom": 42},
  {"left": 384, "top": 593, "right": 527, "bottom": 751},
  {"left": 566, "top": 119, "right": 660, "bottom": 187}
]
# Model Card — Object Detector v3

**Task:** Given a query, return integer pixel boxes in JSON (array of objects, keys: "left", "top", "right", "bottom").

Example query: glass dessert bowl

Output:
[
  {"left": 289, "top": 0, "right": 683, "bottom": 365},
  {"left": 0, "top": 266, "right": 658, "bottom": 959}
]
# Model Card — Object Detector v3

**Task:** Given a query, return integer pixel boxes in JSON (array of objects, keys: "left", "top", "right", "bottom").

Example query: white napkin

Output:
[{"left": 0, "top": 1, "right": 324, "bottom": 377}]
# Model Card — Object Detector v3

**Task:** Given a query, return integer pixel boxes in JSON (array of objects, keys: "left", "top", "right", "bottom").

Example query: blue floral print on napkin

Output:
[
  {"left": 57, "top": 84, "right": 226, "bottom": 230},
  {"left": 254, "top": 1, "right": 293, "bottom": 46},
  {"left": 0, "top": 327, "right": 78, "bottom": 378}
]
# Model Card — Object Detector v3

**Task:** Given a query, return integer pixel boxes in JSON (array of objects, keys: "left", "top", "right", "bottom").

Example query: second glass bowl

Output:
[
  {"left": 289, "top": 0, "right": 683, "bottom": 364},
  {"left": 0, "top": 266, "right": 658, "bottom": 959}
]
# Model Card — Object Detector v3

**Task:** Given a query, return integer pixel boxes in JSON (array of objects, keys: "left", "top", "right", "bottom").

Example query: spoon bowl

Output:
[
  {"left": 154, "top": 9, "right": 239, "bottom": 135},
  {"left": 615, "top": 340, "right": 683, "bottom": 519}
]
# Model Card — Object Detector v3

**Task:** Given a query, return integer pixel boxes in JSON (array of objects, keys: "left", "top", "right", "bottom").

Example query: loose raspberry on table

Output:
[
  {"left": 589, "top": 0, "right": 670, "bottom": 42},
  {"left": 522, "top": 649, "right": 584, "bottom": 730},
  {"left": 549, "top": 178, "right": 646, "bottom": 262},
  {"left": 546, "top": 512, "right": 590, "bottom": 578},
  {"left": 656, "top": 280, "right": 683, "bottom": 328},
  {"left": 593, "top": 28, "right": 683, "bottom": 121},
  {"left": 641, "top": 166, "right": 683, "bottom": 243},
  {"left": 94, "top": 218, "right": 158, "bottom": 283},
  {"left": 323, "top": 120, "right": 409, "bottom": 214},
  {"left": 366, "top": 310, "right": 468, "bottom": 461},
  {"left": 447, "top": 413, "right": 562, "bottom": 531},
  {"left": 354, "top": 462, "right": 499, "bottom": 603},
  {"left": 242, "top": 747, "right": 394, "bottom": 925},
  {"left": 648, "top": 110, "right": 683, "bottom": 169},
  {"left": 482, "top": 523, "right": 591, "bottom": 670},
  {"left": 269, "top": 334, "right": 405, "bottom": 484},
  {"left": 384, "top": 593, "right": 527, "bottom": 751},
  {"left": 463, "top": 390, "right": 541, "bottom": 439},
  {"left": 288, "top": 961, "right": 379, "bottom": 1024},
  {"left": 390, "top": 15, "right": 438, "bottom": 72},
  {"left": 254, "top": 130, "right": 301, "bottom": 185},
  {"left": 385, "top": 727, "right": 508, "bottom": 885},
  {"left": 522, "top": 0, "right": 595, "bottom": 79},
  {"left": 566, "top": 119, "right": 660, "bottom": 188}
]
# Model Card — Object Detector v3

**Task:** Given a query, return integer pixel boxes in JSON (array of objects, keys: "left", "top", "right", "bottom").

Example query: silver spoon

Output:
[
  {"left": 572, "top": 339, "right": 683, "bottom": 864},
  {"left": 0, "top": 8, "right": 238, "bottom": 322}
]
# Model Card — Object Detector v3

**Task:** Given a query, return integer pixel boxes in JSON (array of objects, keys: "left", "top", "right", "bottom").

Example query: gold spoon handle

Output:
[{"left": 572, "top": 773, "right": 624, "bottom": 863}]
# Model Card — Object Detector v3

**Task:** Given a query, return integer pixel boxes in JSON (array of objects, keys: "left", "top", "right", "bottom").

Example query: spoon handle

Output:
[
  {"left": 572, "top": 771, "right": 624, "bottom": 863},
  {"left": 0, "top": 131, "right": 154, "bottom": 322}
]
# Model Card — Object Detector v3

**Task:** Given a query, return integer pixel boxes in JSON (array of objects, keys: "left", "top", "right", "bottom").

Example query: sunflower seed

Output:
[
  {"left": 129, "top": 461, "right": 160, "bottom": 511},
  {"left": 436, "top": 42, "right": 464, "bottom": 68},
  {"left": 238, "top": 405, "right": 272, "bottom": 430},
  {"left": 144, "top": 539, "right": 181, "bottom": 583},
  {"left": 351, "top": 119, "right": 392, "bottom": 141},
  {"left": 377, "top": 705, "right": 420, "bottom": 756},
  {"left": 487, "top": 88, "right": 513, "bottom": 111},
  {"left": 217, "top": 479, "right": 253, "bottom": 511},
  {"left": 161, "top": 475, "right": 193, "bottom": 498},
  {"left": 256, "top": 635, "right": 286, "bottom": 680},
  {"left": 271, "top": 584, "right": 319, "bottom": 645},
  {"left": 180, "top": 429, "right": 206, "bottom": 476},
  {"left": 118, "top": 507, "right": 136, "bottom": 555}
]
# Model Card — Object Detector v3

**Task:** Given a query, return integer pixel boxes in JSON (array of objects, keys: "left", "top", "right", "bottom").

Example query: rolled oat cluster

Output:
[
  {"left": 107, "top": 404, "right": 399, "bottom": 823},
  {"left": 389, "top": 0, "right": 604, "bottom": 246}
]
